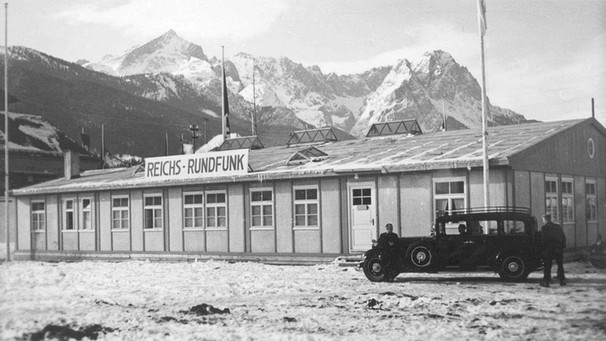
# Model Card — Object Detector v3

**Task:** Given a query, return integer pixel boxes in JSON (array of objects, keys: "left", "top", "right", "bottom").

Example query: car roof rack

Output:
[{"left": 436, "top": 206, "right": 531, "bottom": 217}]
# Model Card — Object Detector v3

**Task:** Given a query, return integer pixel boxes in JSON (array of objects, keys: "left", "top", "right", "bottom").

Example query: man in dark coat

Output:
[
  {"left": 378, "top": 223, "right": 399, "bottom": 248},
  {"left": 540, "top": 214, "right": 566, "bottom": 287},
  {"left": 377, "top": 223, "right": 399, "bottom": 281}
]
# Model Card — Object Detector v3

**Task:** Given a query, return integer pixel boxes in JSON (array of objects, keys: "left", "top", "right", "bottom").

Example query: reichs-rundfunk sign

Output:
[{"left": 145, "top": 150, "right": 249, "bottom": 180}]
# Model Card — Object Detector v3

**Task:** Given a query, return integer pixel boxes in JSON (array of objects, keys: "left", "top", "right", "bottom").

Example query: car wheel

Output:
[
  {"left": 498, "top": 255, "right": 529, "bottom": 282},
  {"left": 406, "top": 243, "right": 436, "bottom": 270},
  {"left": 363, "top": 254, "right": 387, "bottom": 282}
]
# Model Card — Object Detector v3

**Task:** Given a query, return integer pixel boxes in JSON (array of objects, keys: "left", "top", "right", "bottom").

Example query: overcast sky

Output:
[{"left": 8, "top": 0, "right": 606, "bottom": 125}]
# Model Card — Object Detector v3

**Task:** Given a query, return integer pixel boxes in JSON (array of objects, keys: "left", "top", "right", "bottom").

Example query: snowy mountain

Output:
[
  {"left": 0, "top": 112, "right": 90, "bottom": 154},
  {"left": 87, "top": 31, "right": 529, "bottom": 135},
  {"left": 350, "top": 51, "right": 528, "bottom": 136}
]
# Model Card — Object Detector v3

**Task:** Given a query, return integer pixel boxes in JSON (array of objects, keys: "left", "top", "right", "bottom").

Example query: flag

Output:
[
  {"left": 80, "top": 128, "right": 90, "bottom": 151},
  {"left": 478, "top": 0, "right": 487, "bottom": 37},
  {"left": 222, "top": 70, "right": 231, "bottom": 136}
]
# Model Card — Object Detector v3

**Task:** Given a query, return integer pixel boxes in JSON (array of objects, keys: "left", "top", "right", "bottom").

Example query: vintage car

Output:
[{"left": 362, "top": 207, "right": 544, "bottom": 282}]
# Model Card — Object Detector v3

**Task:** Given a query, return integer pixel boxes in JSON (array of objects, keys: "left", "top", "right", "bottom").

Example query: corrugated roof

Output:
[{"left": 12, "top": 119, "right": 589, "bottom": 195}]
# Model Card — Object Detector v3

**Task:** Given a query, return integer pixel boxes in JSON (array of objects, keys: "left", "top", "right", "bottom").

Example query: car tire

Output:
[
  {"left": 363, "top": 254, "right": 388, "bottom": 282},
  {"left": 498, "top": 255, "right": 530, "bottom": 282},
  {"left": 406, "top": 243, "right": 436, "bottom": 270}
]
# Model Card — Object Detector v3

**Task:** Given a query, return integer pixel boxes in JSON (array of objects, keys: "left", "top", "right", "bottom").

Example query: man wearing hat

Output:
[{"left": 540, "top": 214, "right": 567, "bottom": 287}]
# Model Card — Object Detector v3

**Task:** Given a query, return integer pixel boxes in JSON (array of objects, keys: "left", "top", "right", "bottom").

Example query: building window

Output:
[
  {"left": 81, "top": 198, "right": 93, "bottom": 230},
  {"left": 112, "top": 196, "right": 129, "bottom": 230},
  {"left": 64, "top": 199, "right": 75, "bottom": 230},
  {"left": 587, "top": 138, "right": 595, "bottom": 159},
  {"left": 545, "top": 177, "right": 559, "bottom": 222},
  {"left": 561, "top": 178, "right": 574, "bottom": 223},
  {"left": 206, "top": 191, "right": 227, "bottom": 229},
  {"left": 31, "top": 201, "right": 45, "bottom": 231},
  {"left": 251, "top": 189, "right": 273, "bottom": 229},
  {"left": 294, "top": 187, "right": 319, "bottom": 228},
  {"left": 434, "top": 179, "right": 466, "bottom": 217},
  {"left": 352, "top": 188, "right": 371, "bottom": 205},
  {"left": 144, "top": 195, "right": 163, "bottom": 229},
  {"left": 586, "top": 180, "right": 597, "bottom": 222},
  {"left": 184, "top": 193, "right": 204, "bottom": 229}
]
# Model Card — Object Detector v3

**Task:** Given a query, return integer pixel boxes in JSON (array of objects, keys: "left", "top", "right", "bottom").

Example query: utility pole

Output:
[
  {"left": 189, "top": 124, "right": 199, "bottom": 152},
  {"left": 4, "top": 2, "right": 9, "bottom": 261},
  {"left": 252, "top": 59, "right": 257, "bottom": 136}
]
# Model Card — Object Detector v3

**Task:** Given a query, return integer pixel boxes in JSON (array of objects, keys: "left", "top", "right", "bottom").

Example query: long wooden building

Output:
[{"left": 10, "top": 118, "right": 606, "bottom": 262}]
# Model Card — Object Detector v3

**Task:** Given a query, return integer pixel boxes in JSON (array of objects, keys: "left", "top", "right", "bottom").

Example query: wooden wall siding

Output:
[
  {"left": 469, "top": 168, "right": 507, "bottom": 208},
  {"left": 598, "top": 178, "right": 606, "bottom": 239},
  {"left": 168, "top": 187, "right": 183, "bottom": 252},
  {"left": 321, "top": 178, "right": 341, "bottom": 254},
  {"left": 339, "top": 178, "right": 350, "bottom": 254},
  {"left": 228, "top": 183, "right": 245, "bottom": 253},
  {"left": 275, "top": 181, "right": 293, "bottom": 253},
  {"left": 130, "top": 190, "right": 143, "bottom": 251},
  {"left": 206, "top": 230, "right": 228, "bottom": 252},
  {"left": 184, "top": 231, "right": 205, "bottom": 251},
  {"left": 294, "top": 230, "right": 321, "bottom": 253},
  {"left": 62, "top": 232, "right": 78, "bottom": 250},
  {"left": 32, "top": 231, "right": 46, "bottom": 250},
  {"left": 509, "top": 121, "right": 606, "bottom": 178},
  {"left": 144, "top": 230, "right": 164, "bottom": 251},
  {"left": 46, "top": 195, "right": 59, "bottom": 250},
  {"left": 530, "top": 172, "right": 545, "bottom": 218},
  {"left": 250, "top": 230, "right": 274, "bottom": 253},
  {"left": 99, "top": 192, "right": 111, "bottom": 251},
  {"left": 574, "top": 176, "right": 586, "bottom": 248},
  {"left": 400, "top": 173, "right": 432, "bottom": 237},
  {"left": 112, "top": 230, "right": 130, "bottom": 251},
  {"left": 378, "top": 175, "right": 399, "bottom": 235},
  {"left": 17, "top": 197, "right": 30, "bottom": 250},
  {"left": 79, "top": 232, "right": 95, "bottom": 250},
  {"left": 514, "top": 171, "right": 531, "bottom": 209}
]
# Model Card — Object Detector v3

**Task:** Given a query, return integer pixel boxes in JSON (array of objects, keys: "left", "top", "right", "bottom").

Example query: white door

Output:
[{"left": 349, "top": 183, "right": 376, "bottom": 252}]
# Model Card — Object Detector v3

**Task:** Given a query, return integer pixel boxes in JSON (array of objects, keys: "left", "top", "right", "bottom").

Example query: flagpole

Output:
[
  {"left": 251, "top": 59, "right": 257, "bottom": 136},
  {"left": 221, "top": 46, "right": 226, "bottom": 140},
  {"left": 477, "top": 0, "right": 490, "bottom": 214},
  {"left": 4, "top": 2, "right": 9, "bottom": 262}
]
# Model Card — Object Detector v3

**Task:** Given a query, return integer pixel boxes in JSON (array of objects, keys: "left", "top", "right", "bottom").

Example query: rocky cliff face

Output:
[
  {"left": 350, "top": 51, "right": 528, "bottom": 136},
  {"left": 86, "top": 31, "right": 529, "bottom": 136}
]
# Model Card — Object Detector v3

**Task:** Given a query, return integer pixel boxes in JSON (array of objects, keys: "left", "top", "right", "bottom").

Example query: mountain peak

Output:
[
  {"left": 162, "top": 29, "right": 178, "bottom": 39},
  {"left": 113, "top": 30, "right": 209, "bottom": 76}
]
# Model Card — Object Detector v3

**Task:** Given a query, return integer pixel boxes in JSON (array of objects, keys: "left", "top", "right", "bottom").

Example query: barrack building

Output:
[{"left": 10, "top": 118, "right": 606, "bottom": 262}]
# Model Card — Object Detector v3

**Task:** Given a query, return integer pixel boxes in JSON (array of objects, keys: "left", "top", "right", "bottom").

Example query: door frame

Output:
[{"left": 347, "top": 180, "right": 377, "bottom": 252}]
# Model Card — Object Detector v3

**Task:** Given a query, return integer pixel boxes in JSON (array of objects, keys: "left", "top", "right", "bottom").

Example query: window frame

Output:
[
  {"left": 31, "top": 200, "right": 46, "bottom": 232},
  {"left": 250, "top": 188, "right": 274, "bottom": 231},
  {"left": 80, "top": 197, "right": 94, "bottom": 231},
  {"left": 62, "top": 198, "right": 76, "bottom": 231},
  {"left": 111, "top": 195, "right": 130, "bottom": 231},
  {"left": 433, "top": 177, "right": 467, "bottom": 220},
  {"left": 586, "top": 179, "right": 597, "bottom": 222},
  {"left": 561, "top": 177, "right": 574, "bottom": 223},
  {"left": 183, "top": 191, "right": 205, "bottom": 230},
  {"left": 144, "top": 194, "right": 164, "bottom": 230},
  {"left": 545, "top": 176, "right": 559, "bottom": 222},
  {"left": 293, "top": 185, "right": 320, "bottom": 230},
  {"left": 205, "top": 190, "right": 228, "bottom": 231}
]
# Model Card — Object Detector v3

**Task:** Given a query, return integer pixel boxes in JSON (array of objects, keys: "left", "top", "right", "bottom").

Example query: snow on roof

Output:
[{"left": 12, "top": 119, "right": 590, "bottom": 195}]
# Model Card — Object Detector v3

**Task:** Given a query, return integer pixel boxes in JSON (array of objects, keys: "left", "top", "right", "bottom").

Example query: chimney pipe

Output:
[
  {"left": 64, "top": 150, "right": 80, "bottom": 180},
  {"left": 592, "top": 98, "right": 595, "bottom": 119}
]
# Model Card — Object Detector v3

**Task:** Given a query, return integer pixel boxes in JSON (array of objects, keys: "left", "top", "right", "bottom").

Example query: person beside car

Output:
[
  {"left": 540, "top": 214, "right": 566, "bottom": 287},
  {"left": 377, "top": 223, "right": 399, "bottom": 281}
]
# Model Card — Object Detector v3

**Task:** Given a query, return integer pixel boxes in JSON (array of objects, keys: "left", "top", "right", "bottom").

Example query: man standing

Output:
[
  {"left": 377, "top": 223, "right": 399, "bottom": 281},
  {"left": 378, "top": 223, "right": 399, "bottom": 248},
  {"left": 540, "top": 214, "right": 566, "bottom": 287}
]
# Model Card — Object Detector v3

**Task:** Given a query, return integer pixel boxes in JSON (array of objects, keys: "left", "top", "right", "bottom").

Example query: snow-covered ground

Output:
[{"left": 1, "top": 260, "right": 605, "bottom": 340}]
